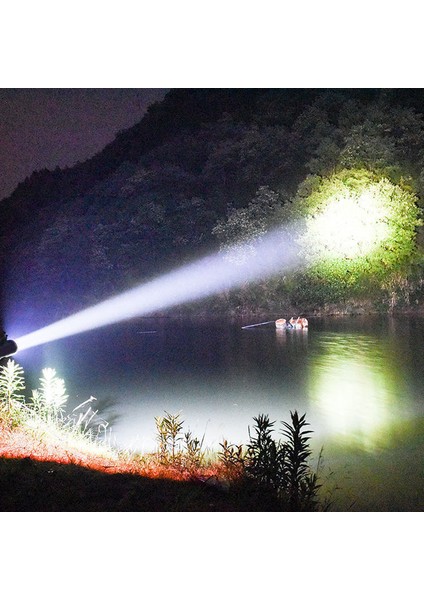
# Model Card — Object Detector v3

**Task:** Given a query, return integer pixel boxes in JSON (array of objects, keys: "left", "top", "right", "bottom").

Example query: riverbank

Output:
[
  {"left": 0, "top": 424, "right": 282, "bottom": 511},
  {"left": 161, "top": 298, "right": 424, "bottom": 322}
]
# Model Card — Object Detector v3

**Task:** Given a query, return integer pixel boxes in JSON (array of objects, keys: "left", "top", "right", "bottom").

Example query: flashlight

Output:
[{"left": 0, "top": 331, "right": 18, "bottom": 359}]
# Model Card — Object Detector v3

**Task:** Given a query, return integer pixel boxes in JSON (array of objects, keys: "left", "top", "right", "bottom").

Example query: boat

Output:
[
  {"left": 275, "top": 317, "right": 308, "bottom": 330},
  {"left": 275, "top": 318, "right": 287, "bottom": 329}
]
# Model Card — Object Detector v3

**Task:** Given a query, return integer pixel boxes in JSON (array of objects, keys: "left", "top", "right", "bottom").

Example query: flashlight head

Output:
[{"left": 0, "top": 339, "right": 18, "bottom": 359}]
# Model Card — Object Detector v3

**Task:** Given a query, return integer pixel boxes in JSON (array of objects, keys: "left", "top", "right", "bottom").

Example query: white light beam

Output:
[{"left": 16, "top": 225, "right": 301, "bottom": 351}]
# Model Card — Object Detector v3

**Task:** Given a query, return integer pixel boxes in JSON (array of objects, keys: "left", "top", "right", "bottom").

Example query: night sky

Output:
[{"left": 0, "top": 88, "right": 169, "bottom": 201}]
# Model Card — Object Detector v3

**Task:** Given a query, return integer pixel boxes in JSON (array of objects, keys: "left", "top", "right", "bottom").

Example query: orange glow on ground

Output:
[{"left": 0, "top": 424, "right": 221, "bottom": 482}]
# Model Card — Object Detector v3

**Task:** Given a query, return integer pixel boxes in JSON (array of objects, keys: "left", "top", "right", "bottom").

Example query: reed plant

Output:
[
  {"left": 246, "top": 414, "right": 283, "bottom": 489},
  {"left": 1, "top": 360, "right": 324, "bottom": 510},
  {"left": 154, "top": 412, "right": 207, "bottom": 472},
  {"left": 183, "top": 429, "right": 205, "bottom": 469},
  {"left": 0, "top": 360, "right": 113, "bottom": 457},
  {"left": 221, "top": 410, "right": 322, "bottom": 510},
  {"left": 0, "top": 359, "right": 26, "bottom": 426},
  {"left": 155, "top": 411, "right": 184, "bottom": 463},
  {"left": 281, "top": 411, "right": 321, "bottom": 510},
  {"left": 62, "top": 396, "right": 112, "bottom": 446},
  {"left": 30, "top": 368, "right": 68, "bottom": 424},
  {"left": 217, "top": 439, "right": 245, "bottom": 479}
]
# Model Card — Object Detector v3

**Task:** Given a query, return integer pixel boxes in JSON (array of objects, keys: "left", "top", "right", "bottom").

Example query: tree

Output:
[
  {"left": 290, "top": 169, "right": 423, "bottom": 306},
  {"left": 213, "top": 186, "right": 286, "bottom": 252}
]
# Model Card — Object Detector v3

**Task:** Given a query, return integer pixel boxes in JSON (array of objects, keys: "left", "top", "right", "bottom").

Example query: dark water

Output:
[{"left": 16, "top": 315, "right": 424, "bottom": 510}]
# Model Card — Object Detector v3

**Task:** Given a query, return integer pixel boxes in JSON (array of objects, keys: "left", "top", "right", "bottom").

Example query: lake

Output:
[{"left": 16, "top": 314, "right": 424, "bottom": 511}]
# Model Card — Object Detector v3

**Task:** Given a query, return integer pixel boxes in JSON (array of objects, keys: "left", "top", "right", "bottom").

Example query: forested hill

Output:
[{"left": 2, "top": 88, "right": 424, "bottom": 322}]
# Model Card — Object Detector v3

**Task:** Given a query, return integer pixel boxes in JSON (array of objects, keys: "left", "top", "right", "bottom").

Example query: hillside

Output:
[{"left": 2, "top": 88, "right": 424, "bottom": 323}]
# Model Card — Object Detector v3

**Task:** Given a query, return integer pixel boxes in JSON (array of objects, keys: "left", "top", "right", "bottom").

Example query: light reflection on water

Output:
[
  {"left": 306, "top": 332, "right": 407, "bottom": 450},
  {"left": 13, "top": 316, "right": 424, "bottom": 508}
]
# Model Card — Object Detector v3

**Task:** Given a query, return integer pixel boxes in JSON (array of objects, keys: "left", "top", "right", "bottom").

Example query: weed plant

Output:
[
  {"left": 155, "top": 411, "right": 184, "bottom": 463},
  {"left": 0, "top": 360, "right": 113, "bottom": 457},
  {"left": 183, "top": 429, "right": 205, "bottom": 469},
  {"left": 0, "top": 360, "right": 324, "bottom": 510},
  {"left": 246, "top": 414, "right": 283, "bottom": 489},
  {"left": 241, "top": 410, "right": 321, "bottom": 510},
  {"left": 154, "top": 411, "right": 206, "bottom": 472},
  {"left": 281, "top": 411, "right": 321, "bottom": 510},
  {"left": 218, "top": 439, "right": 245, "bottom": 480},
  {"left": 30, "top": 368, "right": 68, "bottom": 423},
  {"left": 0, "top": 359, "right": 26, "bottom": 426}
]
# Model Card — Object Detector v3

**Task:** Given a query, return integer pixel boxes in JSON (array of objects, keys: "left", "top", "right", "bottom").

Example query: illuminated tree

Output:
[
  {"left": 31, "top": 368, "right": 68, "bottom": 423},
  {"left": 213, "top": 186, "right": 286, "bottom": 257},
  {"left": 292, "top": 169, "right": 423, "bottom": 305}
]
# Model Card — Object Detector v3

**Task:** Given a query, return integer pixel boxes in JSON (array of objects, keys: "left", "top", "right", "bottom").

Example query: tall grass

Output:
[
  {"left": 155, "top": 411, "right": 184, "bottom": 462},
  {"left": 30, "top": 368, "right": 68, "bottom": 423},
  {"left": 0, "top": 359, "right": 113, "bottom": 456},
  {"left": 218, "top": 439, "right": 245, "bottom": 479},
  {"left": 0, "top": 359, "right": 25, "bottom": 425},
  {"left": 0, "top": 359, "right": 324, "bottom": 510},
  {"left": 153, "top": 411, "right": 205, "bottom": 471},
  {"left": 246, "top": 414, "right": 282, "bottom": 489},
  {"left": 222, "top": 411, "right": 322, "bottom": 510},
  {"left": 281, "top": 411, "right": 321, "bottom": 510}
]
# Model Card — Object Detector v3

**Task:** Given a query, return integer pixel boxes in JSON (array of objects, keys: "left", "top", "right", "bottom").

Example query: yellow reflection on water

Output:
[{"left": 308, "top": 333, "right": 404, "bottom": 449}]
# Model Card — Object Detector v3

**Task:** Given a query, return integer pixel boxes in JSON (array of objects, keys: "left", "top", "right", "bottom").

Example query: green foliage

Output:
[
  {"left": 281, "top": 411, "right": 321, "bottom": 510},
  {"left": 6, "top": 90, "right": 424, "bottom": 316},
  {"left": 217, "top": 439, "right": 245, "bottom": 479},
  {"left": 213, "top": 186, "right": 286, "bottom": 255},
  {"left": 154, "top": 411, "right": 206, "bottom": 470},
  {"left": 244, "top": 411, "right": 320, "bottom": 510},
  {"left": 183, "top": 429, "right": 205, "bottom": 469},
  {"left": 340, "top": 123, "right": 398, "bottom": 173},
  {"left": 218, "top": 411, "right": 321, "bottom": 510},
  {"left": 290, "top": 169, "right": 423, "bottom": 307},
  {"left": 245, "top": 414, "right": 283, "bottom": 489},
  {"left": 212, "top": 186, "right": 292, "bottom": 309},
  {"left": 0, "top": 359, "right": 26, "bottom": 424},
  {"left": 155, "top": 411, "right": 185, "bottom": 463}
]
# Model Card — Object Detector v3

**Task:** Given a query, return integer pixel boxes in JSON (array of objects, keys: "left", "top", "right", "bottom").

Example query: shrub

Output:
[
  {"left": 183, "top": 429, "right": 205, "bottom": 469},
  {"left": 281, "top": 411, "right": 321, "bottom": 510},
  {"left": 155, "top": 411, "right": 185, "bottom": 463},
  {"left": 0, "top": 359, "right": 26, "bottom": 425},
  {"left": 30, "top": 368, "right": 68, "bottom": 423},
  {"left": 218, "top": 439, "right": 245, "bottom": 480},
  {"left": 154, "top": 412, "right": 206, "bottom": 471},
  {"left": 245, "top": 414, "right": 283, "bottom": 489},
  {"left": 243, "top": 411, "right": 321, "bottom": 511}
]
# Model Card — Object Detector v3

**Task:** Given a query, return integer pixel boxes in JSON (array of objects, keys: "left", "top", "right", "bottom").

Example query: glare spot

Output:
[
  {"left": 303, "top": 190, "right": 390, "bottom": 261},
  {"left": 308, "top": 334, "right": 403, "bottom": 449}
]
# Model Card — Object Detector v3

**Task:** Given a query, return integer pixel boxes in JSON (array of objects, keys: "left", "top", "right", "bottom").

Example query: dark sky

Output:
[{"left": 0, "top": 88, "right": 169, "bottom": 201}]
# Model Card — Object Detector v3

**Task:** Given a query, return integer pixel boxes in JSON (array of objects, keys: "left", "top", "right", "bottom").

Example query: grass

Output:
[
  {"left": 0, "top": 421, "right": 285, "bottom": 511},
  {"left": 0, "top": 359, "right": 324, "bottom": 511}
]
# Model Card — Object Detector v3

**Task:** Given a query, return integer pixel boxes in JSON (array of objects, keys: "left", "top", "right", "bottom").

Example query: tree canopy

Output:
[
  {"left": 290, "top": 169, "right": 423, "bottom": 306},
  {"left": 2, "top": 88, "right": 424, "bottom": 318}
]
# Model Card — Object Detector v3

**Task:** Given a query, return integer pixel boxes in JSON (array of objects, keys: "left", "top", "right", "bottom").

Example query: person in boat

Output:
[{"left": 294, "top": 317, "right": 309, "bottom": 329}]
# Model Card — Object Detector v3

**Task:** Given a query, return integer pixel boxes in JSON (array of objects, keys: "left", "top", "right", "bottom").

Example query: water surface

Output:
[{"left": 16, "top": 315, "right": 424, "bottom": 510}]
